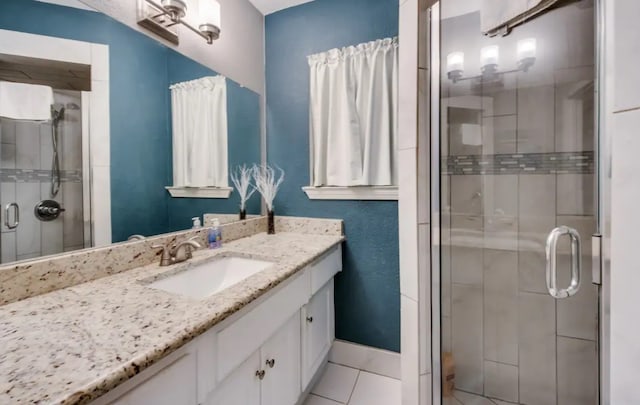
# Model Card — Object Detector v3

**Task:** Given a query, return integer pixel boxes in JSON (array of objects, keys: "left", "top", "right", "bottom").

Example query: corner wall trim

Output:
[{"left": 329, "top": 339, "right": 401, "bottom": 379}]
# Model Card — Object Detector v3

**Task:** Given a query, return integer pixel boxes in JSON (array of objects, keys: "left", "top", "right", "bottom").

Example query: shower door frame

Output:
[
  {"left": 81, "top": 91, "right": 93, "bottom": 249},
  {"left": 427, "top": 0, "right": 611, "bottom": 403}
]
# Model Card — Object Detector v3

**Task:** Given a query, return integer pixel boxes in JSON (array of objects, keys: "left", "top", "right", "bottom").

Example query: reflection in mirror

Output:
[
  {"left": 0, "top": 0, "right": 262, "bottom": 266},
  {"left": 203, "top": 213, "right": 260, "bottom": 226}
]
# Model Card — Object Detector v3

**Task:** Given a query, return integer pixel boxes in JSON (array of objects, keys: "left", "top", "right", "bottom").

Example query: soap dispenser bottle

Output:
[
  {"left": 208, "top": 218, "right": 222, "bottom": 249},
  {"left": 192, "top": 216, "right": 202, "bottom": 229}
]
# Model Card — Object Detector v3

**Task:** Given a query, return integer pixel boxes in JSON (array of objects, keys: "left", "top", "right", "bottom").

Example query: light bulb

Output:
[
  {"left": 446, "top": 52, "right": 464, "bottom": 82},
  {"left": 517, "top": 38, "right": 536, "bottom": 60},
  {"left": 200, "top": 0, "right": 221, "bottom": 29},
  {"left": 447, "top": 52, "right": 464, "bottom": 72},
  {"left": 481, "top": 45, "right": 499, "bottom": 66},
  {"left": 517, "top": 38, "right": 537, "bottom": 72},
  {"left": 480, "top": 45, "right": 499, "bottom": 74},
  {"left": 198, "top": 0, "right": 221, "bottom": 43}
]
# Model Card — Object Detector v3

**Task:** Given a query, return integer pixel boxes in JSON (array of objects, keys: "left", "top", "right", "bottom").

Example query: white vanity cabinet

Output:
[{"left": 97, "top": 245, "right": 342, "bottom": 405}]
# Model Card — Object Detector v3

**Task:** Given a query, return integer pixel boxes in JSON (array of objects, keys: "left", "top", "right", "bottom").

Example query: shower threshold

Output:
[{"left": 446, "top": 389, "right": 521, "bottom": 405}]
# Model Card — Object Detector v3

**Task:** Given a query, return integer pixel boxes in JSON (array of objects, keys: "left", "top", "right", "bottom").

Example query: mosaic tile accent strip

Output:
[
  {"left": 0, "top": 169, "right": 83, "bottom": 183},
  {"left": 442, "top": 151, "right": 594, "bottom": 175}
]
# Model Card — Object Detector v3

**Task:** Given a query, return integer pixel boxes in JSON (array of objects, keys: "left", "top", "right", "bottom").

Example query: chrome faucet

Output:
[
  {"left": 152, "top": 237, "right": 202, "bottom": 266},
  {"left": 171, "top": 238, "right": 202, "bottom": 261}
]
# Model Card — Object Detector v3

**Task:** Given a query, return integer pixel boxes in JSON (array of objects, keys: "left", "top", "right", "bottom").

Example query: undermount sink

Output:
[{"left": 148, "top": 256, "right": 274, "bottom": 299}]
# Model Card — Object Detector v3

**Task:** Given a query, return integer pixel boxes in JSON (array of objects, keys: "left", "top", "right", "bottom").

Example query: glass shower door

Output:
[
  {"left": 0, "top": 89, "right": 85, "bottom": 264},
  {"left": 438, "top": 1, "right": 598, "bottom": 404}
]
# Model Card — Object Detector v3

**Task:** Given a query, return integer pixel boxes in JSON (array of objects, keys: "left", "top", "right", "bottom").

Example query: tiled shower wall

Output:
[
  {"left": 440, "top": 3, "right": 597, "bottom": 405},
  {"left": 0, "top": 90, "right": 84, "bottom": 263}
]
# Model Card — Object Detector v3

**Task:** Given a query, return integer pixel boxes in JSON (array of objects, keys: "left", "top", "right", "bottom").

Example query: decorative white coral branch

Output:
[
  {"left": 252, "top": 164, "right": 284, "bottom": 212},
  {"left": 230, "top": 164, "right": 257, "bottom": 211}
]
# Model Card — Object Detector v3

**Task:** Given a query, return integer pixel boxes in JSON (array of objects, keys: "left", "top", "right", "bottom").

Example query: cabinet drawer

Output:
[
  {"left": 217, "top": 270, "right": 310, "bottom": 382},
  {"left": 310, "top": 245, "right": 342, "bottom": 296}
]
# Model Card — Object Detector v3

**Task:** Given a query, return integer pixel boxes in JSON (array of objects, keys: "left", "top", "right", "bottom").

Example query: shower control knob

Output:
[{"left": 34, "top": 200, "right": 66, "bottom": 221}]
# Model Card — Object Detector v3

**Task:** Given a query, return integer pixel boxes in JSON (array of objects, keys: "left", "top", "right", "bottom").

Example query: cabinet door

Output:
[
  {"left": 205, "top": 351, "right": 261, "bottom": 405},
  {"left": 301, "top": 279, "right": 334, "bottom": 389},
  {"left": 110, "top": 353, "right": 197, "bottom": 405},
  {"left": 260, "top": 313, "right": 301, "bottom": 405}
]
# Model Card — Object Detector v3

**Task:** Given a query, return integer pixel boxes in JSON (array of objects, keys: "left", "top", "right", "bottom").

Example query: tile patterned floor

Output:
[
  {"left": 304, "top": 362, "right": 401, "bottom": 405},
  {"left": 304, "top": 364, "right": 519, "bottom": 405}
]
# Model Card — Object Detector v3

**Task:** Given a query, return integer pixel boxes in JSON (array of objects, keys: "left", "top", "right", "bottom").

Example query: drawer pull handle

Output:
[
  {"left": 306, "top": 316, "right": 314, "bottom": 323},
  {"left": 266, "top": 358, "right": 275, "bottom": 368},
  {"left": 255, "top": 370, "right": 266, "bottom": 380}
]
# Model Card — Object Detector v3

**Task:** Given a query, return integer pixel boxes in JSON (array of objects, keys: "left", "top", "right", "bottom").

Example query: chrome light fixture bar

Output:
[
  {"left": 445, "top": 38, "right": 537, "bottom": 84},
  {"left": 138, "top": 0, "right": 221, "bottom": 45}
]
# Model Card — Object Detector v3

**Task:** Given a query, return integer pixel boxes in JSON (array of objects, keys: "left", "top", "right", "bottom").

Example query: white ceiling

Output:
[{"left": 248, "top": 0, "right": 315, "bottom": 15}]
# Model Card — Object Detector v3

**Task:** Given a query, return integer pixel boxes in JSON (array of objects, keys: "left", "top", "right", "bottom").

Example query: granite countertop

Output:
[{"left": 0, "top": 231, "right": 344, "bottom": 405}]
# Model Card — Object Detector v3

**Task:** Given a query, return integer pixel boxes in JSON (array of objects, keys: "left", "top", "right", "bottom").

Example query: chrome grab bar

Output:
[
  {"left": 545, "top": 226, "right": 581, "bottom": 299},
  {"left": 4, "top": 203, "right": 19, "bottom": 230}
]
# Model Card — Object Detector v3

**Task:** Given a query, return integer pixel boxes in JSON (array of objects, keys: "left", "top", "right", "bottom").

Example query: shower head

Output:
[
  {"left": 51, "top": 104, "right": 65, "bottom": 123},
  {"left": 51, "top": 102, "right": 79, "bottom": 123}
]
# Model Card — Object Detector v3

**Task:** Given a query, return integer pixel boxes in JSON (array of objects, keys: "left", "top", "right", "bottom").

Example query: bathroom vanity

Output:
[
  {"left": 100, "top": 246, "right": 341, "bottom": 405},
  {"left": 0, "top": 216, "right": 343, "bottom": 405}
]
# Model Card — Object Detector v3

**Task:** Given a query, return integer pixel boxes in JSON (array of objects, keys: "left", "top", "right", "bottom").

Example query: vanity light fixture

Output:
[
  {"left": 446, "top": 37, "right": 538, "bottom": 83},
  {"left": 446, "top": 52, "right": 464, "bottom": 83},
  {"left": 138, "top": 0, "right": 221, "bottom": 45}
]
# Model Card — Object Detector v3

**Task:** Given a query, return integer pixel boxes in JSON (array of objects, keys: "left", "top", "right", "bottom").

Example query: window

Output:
[
  {"left": 304, "top": 37, "right": 398, "bottom": 201},
  {"left": 166, "top": 75, "right": 232, "bottom": 198}
]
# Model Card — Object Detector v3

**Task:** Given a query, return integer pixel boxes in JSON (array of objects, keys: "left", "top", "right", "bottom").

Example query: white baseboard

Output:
[{"left": 329, "top": 339, "right": 401, "bottom": 380}]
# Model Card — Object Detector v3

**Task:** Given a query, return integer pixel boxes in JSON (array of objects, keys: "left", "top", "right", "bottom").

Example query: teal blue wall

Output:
[
  {"left": 0, "top": 0, "right": 261, "bottom": 241},
  {"left": 265, "top": 0, "right": 400, "bottom": 351}
]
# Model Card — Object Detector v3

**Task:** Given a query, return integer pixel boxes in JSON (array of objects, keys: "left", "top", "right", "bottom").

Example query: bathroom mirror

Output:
[{"left": 0, "top": 0, "right": 262, "bottom": 265}]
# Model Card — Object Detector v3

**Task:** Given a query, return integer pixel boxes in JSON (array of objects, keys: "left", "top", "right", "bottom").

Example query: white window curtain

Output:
[
  {"left": 170, "top": 75, "right": 228, "bottom": 188},
  {"left": 308, "top": 37, "right": 398, "bottom": 187}
]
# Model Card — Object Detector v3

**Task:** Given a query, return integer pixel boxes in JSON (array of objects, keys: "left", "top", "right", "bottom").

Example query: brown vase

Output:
[
  {"left": 239, "top": 209, "right": 246, "bottom": 220},
  {"left": 267, "top": 210, "right": 275, "bottom": 234}
]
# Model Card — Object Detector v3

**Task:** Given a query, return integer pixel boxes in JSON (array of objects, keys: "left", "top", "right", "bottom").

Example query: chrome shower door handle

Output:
[
  {"left": 4, "top": 203, "right": 19, "bottom": 230},
  {"left": 545, "top": 226, "right": 581, "bottom": 299}
]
